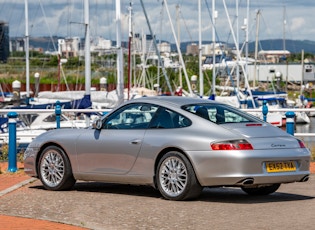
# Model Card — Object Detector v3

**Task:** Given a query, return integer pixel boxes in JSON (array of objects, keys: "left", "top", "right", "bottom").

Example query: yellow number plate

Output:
[{"left": 266, "top": 161, "right": 296, "bottom": 173}]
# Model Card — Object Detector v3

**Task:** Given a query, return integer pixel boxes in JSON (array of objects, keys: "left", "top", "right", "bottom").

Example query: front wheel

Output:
[
  {"left": 241, "top": 184, "right": 281, "bottom": 195},
  {"left": 38, "top": 146, "right": 76, "bottom": 191},
  {"left": 156, "top": 151, "right": 202, "bottom": 201}
]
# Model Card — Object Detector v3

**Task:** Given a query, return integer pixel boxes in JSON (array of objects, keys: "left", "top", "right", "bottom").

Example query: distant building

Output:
[
  {"left": 158, "top": 42, "right": 171, "bottom": 53},
  {"left": 132, "top": 33, "right": 142, "bottom": 54},
  {"left": 257, "top": 50, "right": 290, "bottom": 63},
  {"left": 190, "top": 43, "right": 230, "bottom": 56},
  {"left": 144, "top": 34, "right": 156, "bottom": 55},
  {"left": 58, "top": 37, "right": 80, "bottom": 58},
  {"left": 10, "top": 38, "right": 24, "bottom": 52},
  {"left": 203, "top": 43, "right": 228, "bottom": 56},
  {"left": 186, "top": 43, "right": 198, "bottom": 56},
  {"left": 133, "top": 33, "right": 157, "bottom": 55},
  {"left": 0, "top": 21, "right": 9, "bottom": 63},
  {"left": 93, "top": 37, "right": 111, "bottom": 49},
  {"left": 90, "top": 37, "right": 112, "bottom": 55}
]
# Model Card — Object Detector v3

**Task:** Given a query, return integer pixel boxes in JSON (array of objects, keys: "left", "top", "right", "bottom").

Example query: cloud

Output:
[
  {"left": 290, "top": 17, "right": 305, "bottom": 32},
  {"left": 1, "top": 0, "right": 314, "bottom": 43}
]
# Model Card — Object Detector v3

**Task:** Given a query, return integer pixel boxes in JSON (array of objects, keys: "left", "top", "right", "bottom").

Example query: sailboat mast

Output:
[
  {"left": 254, "top": 10, "right": 261, "bottom": 89},
  {"left": 283, "top": 5, "right": 288, "bottom": 91},
  {"left": 210, "top": 0, "right": 216, "bottom": 100},
  {"left": 283, "top": 6, "right": 286, "bottom": 52},
  {"left": 163, "top": 0, "right": 192, "bottom": 95},
  {"left": 198, "top": 0, "right": 203, "bottom": 97},
  {"left": 176, "top": 5, "right": 182, "bottom": 88},
  {"left": 116, "top": 0, "right": 124, "bottom": 105},
  {"left": 245, "top": 0, "right": 249, "bottom": 89},
  {"left": 84, "top": 0, "right": 91, "bottom": 96},
  {"left": 25, "top": 0, "right": 30, "bottom": 103},
  {"left": 222, "top": 0, "right": 255, "bottom": 107},
  {"left": 236, "top": 0, "right": 240, "bottom": 92},
  {"left": 139, "top": 0, "right": 173, "bottom": 95},
  {"left": 127, "top": 2, "right": 132, "bottom": 100}
]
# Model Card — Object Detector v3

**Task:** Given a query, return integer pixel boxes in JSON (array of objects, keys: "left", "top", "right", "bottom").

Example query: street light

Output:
[
  {"left": 34, "top": 72, "right": 40, "bottom": 97},
  {"left": 191, "top": 75, "right": 198, "bottom": 93},
  {"left": 100, "top": 77, "right": 108, "bottom": 91},
  {"left": 275, "top": 71, "right": 282, "bottom": 91}
]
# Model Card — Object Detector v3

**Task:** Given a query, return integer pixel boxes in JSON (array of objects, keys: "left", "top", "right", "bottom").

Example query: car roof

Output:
[{"left": 130, "top": 96, "right": 220, "bottom": 107}]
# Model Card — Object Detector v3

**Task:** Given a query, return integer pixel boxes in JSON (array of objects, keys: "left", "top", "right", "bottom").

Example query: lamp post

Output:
[
  {"left": 275, "top": 71, "right": 282, "bottom": 91},
  {"left": 58, "top": 59, "right": 67, "bottom": 91},
  {"left": 12, "top": 80, "right": 21, "bottom": 106},
  {"left": 34, "top": 72, "right": 40, "bottom": 97},
  {"left": 191, "top": 75, "right": 197, "bottom": 94},
  {"left": 100, "top": 77, "right": 108, "bottom": 91}
]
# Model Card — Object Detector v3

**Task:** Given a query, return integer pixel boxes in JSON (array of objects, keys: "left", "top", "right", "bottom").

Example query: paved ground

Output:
[
  {"left": 0, "top": 161, "right": 314, "bottom": 230},
  {"left": 0, "top": 162, "right": 88, "bottom": 230}
]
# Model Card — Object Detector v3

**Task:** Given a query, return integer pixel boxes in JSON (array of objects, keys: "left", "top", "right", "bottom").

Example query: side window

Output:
[
  {"left": 222, "top": 110, "right": 250, "bottom": 123},
  {"left": 171, "top": 111, "right": 192, "bottom": 128},
  {"left": 103, "top": 103, "right": 158, "bottom": 129},
  {"left": 149, "top": 107, "right": 191, "bottom": 129},
  {"left": 183, "top": 104, "right": 255, "bottom": 124}
]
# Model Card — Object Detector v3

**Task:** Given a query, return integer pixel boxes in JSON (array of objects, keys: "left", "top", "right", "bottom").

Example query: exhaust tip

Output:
[
  {"left": 300, "top": 175, "right": 309, "bottom": 182},
  {"left": 238, "top": 178, "right": 254, "bottom": 185}
]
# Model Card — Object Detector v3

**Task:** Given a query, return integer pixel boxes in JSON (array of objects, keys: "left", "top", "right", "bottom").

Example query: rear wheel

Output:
[
  {"left": 38, "top": 146, "right": 76, "bottom": 191},
  {"left": 241, "top": 184, "right": 281, "bottom": 195},
  {"left": 156, "top": 151, "right": 202, "bottom": 201}
]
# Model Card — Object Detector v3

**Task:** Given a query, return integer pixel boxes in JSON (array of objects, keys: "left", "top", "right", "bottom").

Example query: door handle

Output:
[{"left": 130, "top": 139, "right": 141, "bottom": 144}]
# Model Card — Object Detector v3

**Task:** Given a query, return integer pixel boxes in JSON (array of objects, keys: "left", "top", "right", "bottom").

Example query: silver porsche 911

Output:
[{"left": 24, "top": 96, "right": 311, "bottom": 201}]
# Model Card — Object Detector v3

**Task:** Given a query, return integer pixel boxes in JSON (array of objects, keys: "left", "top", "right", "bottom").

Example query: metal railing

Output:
[
  {"left": 0, "top": 106, "right": 314, "bottom": 139},
  {"left": 241, "top": 107, "right": 315, "bottom": 137},
  {"left": 1, "top": 105, "right": 315, "bottom": 172}
]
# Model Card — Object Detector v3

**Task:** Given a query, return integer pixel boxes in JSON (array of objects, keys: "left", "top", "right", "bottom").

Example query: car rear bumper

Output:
[
  {"left": 187, "top": 149, "right": 311, "bottom": 187},
  {"left": 198, "top": 171, "right": 310, "bottom": 187}
]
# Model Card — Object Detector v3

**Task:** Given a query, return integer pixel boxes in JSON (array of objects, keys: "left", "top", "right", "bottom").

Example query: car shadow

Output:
[
  {"left": 29, "top": 182, "right": 314, "bottom": 203},
  {"left": 30, "top": 181, "right": 162, "bottom": 199},
  {"left": 198, "top": 187, "right": 314, "bottom": 203},
  {"left": 74, "top": 181, "right": 162, "bottom": 198}
]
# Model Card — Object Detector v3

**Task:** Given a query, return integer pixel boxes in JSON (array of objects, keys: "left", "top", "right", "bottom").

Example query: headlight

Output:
[{"left": 24, "top": 147, "right": 39, "bottom": 160}]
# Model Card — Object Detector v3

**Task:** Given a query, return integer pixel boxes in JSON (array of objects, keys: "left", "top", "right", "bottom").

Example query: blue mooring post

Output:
[
  {"left": 285, "top": 111, "right": 295, "bottom": 135},
  {"left": 55, "top": 100, "right": 61, "bottom": 129},
  {"left": 262, "top": 100, "right": 268, "bottom": 122},
  {"left": 7, "top": 111, "right": 18, "bottom": 172}
]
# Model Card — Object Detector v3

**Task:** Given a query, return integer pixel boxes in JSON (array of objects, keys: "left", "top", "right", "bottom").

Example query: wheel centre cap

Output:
[{"left": 170, "top": 172, "right": 177, "bottom": 182}]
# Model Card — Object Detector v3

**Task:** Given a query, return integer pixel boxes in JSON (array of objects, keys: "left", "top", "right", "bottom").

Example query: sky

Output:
[{"left": 1, "top": 0, "right": 314, "bottom": 48}]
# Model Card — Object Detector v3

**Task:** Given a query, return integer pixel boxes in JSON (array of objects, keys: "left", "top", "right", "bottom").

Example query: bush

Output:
[
  {"left": 0, "top": 143, "right": 25, "bottom": 162},
  {"left": 0, "top": 144, "right": 8, "bottom": 161}
]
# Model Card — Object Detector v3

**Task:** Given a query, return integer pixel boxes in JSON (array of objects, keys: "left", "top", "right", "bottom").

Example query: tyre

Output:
[
  {"left": 38, "top": 146, "right": 76, "bottom": 191},
  {"left": 241, "top": 184, "right": 281, "bottom": 195},
  {"left": 156, "top": 151, "right": 202, "bottom": 201}
]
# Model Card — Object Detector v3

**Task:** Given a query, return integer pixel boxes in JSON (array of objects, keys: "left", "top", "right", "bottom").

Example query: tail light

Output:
[
  {"left": 297, "top": 139, "right": 306, "bottom": 148},
  {"left": 211, "top": 139, "right": 253, "bottom": 150}
]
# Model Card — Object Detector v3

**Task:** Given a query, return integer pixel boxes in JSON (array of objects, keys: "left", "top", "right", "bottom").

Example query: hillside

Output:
[
  {"left": 248, "top": 39, "right": 315, "bottom": 54},
  {"left": 23, "top": 37, "right": 315, "bottom": 55},
  {"left": 177, "top": 39, "right": 315, "bottom": 55}
]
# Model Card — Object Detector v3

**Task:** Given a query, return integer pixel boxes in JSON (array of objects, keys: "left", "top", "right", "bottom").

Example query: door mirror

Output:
[{"left": 93, "top": 118, "right": 103, "bottom": 130}]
